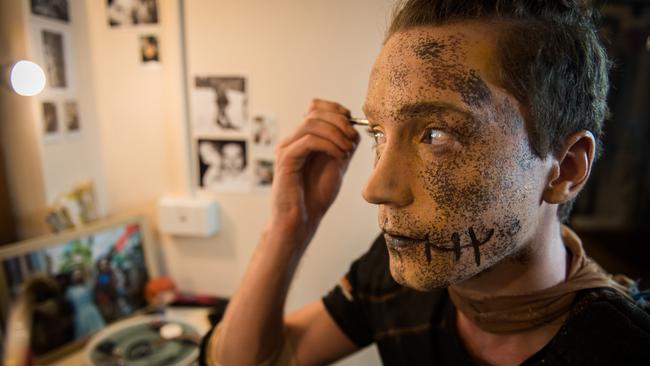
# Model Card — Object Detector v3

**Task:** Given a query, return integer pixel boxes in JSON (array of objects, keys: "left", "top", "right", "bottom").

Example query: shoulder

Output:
[
  {"left": 322, "top": 235, "right": 447, "bottom": 347},
  {"left": 569, "top": 287, "right": 650, "bottom": 337},
  {"left": 346, "top": 234, "right": 395, "bottom": 294},
  {"left": 575, "top": 287, "right": 650, "bottom": 325},
  {"left": 345, "top": 234, "right": 445, "bottom": 303},
  {"left": 343, "top": 235, "right": 448, "bottom": 335},
  {"left": 545, "top": 288, "right": 650, "bottom": 364}
]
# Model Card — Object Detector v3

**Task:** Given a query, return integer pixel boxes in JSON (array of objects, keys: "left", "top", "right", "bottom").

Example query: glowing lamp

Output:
[{"left": 9, "top": 60, "right": 46, "bottom": 96}]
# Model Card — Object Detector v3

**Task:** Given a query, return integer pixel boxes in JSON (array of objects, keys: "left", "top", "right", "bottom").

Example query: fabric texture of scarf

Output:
[{"left": 448, "top": 225, "right": 631, "bottom": 333}]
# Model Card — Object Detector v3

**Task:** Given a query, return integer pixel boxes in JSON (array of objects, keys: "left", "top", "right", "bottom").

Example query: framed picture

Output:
[
  {"left": 193, "top": 76, "right": 248, "bottom": 134},
  {"left": 253, "top": 159, "right": 274, "bottom": 189},
  {"left": 0, "top": 216, "right": 158, "bottom": 362},
  {"left": 41, "top": 30, "right": 67, "bottom": 88},
  {"left": 64, "top": 101, "right": 80, "bottom": 133},
  {"left": 31, "top": 0, "right": 70, "bottom": 23},
  {"left": 139, "top": 34, "right": 160, "bottom": 65},
  {"left": 197, "top": 138, "right": 250, "bottom": 192},
  {"left": 251, "top": 114, "right": 277, "bottom": 154},
  {"left": 42, "top": 101, "right": 59, "bottom": 136},
  {"left": 107, "top": 0, "right": 159, "bottom": 27}
]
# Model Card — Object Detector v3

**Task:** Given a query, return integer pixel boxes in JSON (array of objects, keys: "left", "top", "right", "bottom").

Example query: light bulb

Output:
[{"left": 9, "top": 60, "right": 46, "bottom": 96}]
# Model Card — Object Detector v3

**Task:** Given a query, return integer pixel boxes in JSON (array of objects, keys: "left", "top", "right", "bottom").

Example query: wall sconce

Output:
[{"left": 1, "top": 60, "right": 46, "bottom": 96}]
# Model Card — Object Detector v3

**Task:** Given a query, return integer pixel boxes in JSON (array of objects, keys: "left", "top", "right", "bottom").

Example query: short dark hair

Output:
[{"left": 386, "top": 0, "right": 609, "bottom": 222}]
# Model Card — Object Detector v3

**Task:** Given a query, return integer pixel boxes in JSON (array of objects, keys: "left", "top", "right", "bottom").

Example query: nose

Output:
[{"left": 362, "top": 146, "right": 414, "bottom": 207}]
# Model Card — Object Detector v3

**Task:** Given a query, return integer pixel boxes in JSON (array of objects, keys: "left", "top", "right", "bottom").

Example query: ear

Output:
[{"left": 542, "top": 131, "right": 596, "bottom": 204}]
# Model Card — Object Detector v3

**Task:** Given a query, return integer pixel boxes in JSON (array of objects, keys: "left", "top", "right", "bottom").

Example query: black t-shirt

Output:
[{"left": 322, "top": 235, "right": 650, "bottom": 365}]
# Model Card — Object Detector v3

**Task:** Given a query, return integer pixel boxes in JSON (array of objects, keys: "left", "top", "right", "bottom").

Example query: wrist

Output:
[
  {"left": 267, "top": 207, "right": 322, "bottom": 240},
  {"left": 261, "top": 216, "right": 320, "bottom": 255}
]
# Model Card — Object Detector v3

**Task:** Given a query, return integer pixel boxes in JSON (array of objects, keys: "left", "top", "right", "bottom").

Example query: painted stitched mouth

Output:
[{"left": 383, "top": 227, "right": 495, "bottom": 266}]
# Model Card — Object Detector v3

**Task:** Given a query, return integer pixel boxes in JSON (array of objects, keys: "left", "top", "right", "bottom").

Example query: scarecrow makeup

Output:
[{"left": 362, "top": 23, "right": 547, "bottom": 290}]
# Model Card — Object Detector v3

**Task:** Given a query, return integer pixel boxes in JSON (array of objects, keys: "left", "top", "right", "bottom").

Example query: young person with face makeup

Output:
[{"left": 201, "top": 1, "right": 650, "bottom": 365}]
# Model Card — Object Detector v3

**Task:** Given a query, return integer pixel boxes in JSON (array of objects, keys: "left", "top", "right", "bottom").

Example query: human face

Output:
[
  {"left": 222, "top": 143, "right": 245, "bottom": 175},
  {"left": 362, "top": 23, "right": 550, "bottom": 290},
  {"left": 199, "top": 142, "right": 221, "bottom": 165}
]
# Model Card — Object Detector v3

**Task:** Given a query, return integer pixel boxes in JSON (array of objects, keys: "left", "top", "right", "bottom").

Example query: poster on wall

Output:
[
  {"left": 198, "top": 138, "right": 250, "bottom": 192},
  {"left": 42, "top": 30, "right": 67, "bottom": 88},
  {"left": 193, "top": 76, "right": 247, "bottom": 134},
  {"left": 31, "top": 0, "right": 70, "bottom": 22},
  {"left": 107, "top": 0, "right": 159, "bottom": 27},
  {"left": 253, "top": 159, "right": 274, "bottom": 190},
  {"left": 64, "top": 101, "right": 80, "bottom": 134},
  {"left": 139, "top": 34, "right": 160, "bottom": 65},
  {"left": 42, "top": 101, "right": 59, "bottom": 138}
]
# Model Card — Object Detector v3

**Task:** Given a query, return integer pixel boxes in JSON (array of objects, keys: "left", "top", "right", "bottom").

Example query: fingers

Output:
[
  {"left": 306, "top": 99, "right": 355, "bottom": 140},
  {"left": 277, "top": 134, "right": 348, "bottom": 172},
  {"left": 280, "top": 99, "right": 359, "bottom": 150},
  {"left": 308, "top": 98, "right": 350, "bottom": 117},
  {"left": 308, "top": 109, "right": 358, "bottom": 140},
  {"left": 295, "top": 115, "right": 356, "bottom": 152}
]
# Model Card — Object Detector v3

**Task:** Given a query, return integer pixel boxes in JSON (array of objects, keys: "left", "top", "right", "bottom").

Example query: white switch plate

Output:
[{"left": 157, "top": 196, "right": 219, "bottom": 237}]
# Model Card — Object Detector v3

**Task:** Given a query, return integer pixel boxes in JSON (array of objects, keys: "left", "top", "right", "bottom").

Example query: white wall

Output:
[{"left": 35, "top": 0, "right": 108, "bottom": 218}]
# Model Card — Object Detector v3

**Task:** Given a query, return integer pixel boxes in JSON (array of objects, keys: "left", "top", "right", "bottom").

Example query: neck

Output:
[
  {"left": 450, "top": 211, "right": 570, "bottom": 365},
  {"left": 452, "top": 211, "right": 567, "bottom": 299}
]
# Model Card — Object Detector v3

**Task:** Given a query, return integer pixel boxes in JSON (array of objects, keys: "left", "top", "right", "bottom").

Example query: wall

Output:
[
  {"left": 0, "top": 0, "right": 50, "bottom": 238},
  {"left": 35, "top": 0, "right": 108, "bottom": 218},
  {"left": 0, "top": 0, "right": 107, "bottom": 238}
]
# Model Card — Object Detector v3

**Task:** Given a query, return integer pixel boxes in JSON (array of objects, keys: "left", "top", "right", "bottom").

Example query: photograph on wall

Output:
[
  {"left": 42, "top": 30, "right": 67, "bottom": 88},
  {"left": 198, "top": 139, "right": 250, "bottom": 192},
  {"left": 193, "top": 76, "right": 247, "bottom": 133},
  {"left": 253, "top": 159, "right": 274, "bottom": 190},
  {"left": 107, "top": 0, "right": 159, "bottom": 27},
  {"left": 251, "top": 114, "right": 277, "bottom": 153},
  {"left": 31, "top": 0, "right": 70, "bottom": 22},
  {"left": 140, "top": 34, "right": 160, "bottom": 65},
  {"left": 42, "top": 101, "right": 59, "bottom": 136},
  {"left": 0, "top": 223, "right": 149, "bottom": 356},
  {"left": 64, "top": 101, "right": 80, "bottom": 133}
]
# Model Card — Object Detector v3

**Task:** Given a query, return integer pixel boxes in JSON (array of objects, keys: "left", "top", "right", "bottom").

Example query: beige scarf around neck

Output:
[{"left": 448, "top": 225, "right": 631, "bottom": 333}]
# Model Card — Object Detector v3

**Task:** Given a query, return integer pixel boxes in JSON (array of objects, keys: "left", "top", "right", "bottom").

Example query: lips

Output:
[{"left": 384, "top": 232, "right": 426, "bottom": 250}]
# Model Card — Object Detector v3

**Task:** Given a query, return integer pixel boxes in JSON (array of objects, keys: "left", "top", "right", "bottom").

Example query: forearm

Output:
[
  {"left": 209, "top": 98, "right": 358, "bottom": 365},
  {"left": 214, "top": 219, "right": 313, "bottom": 365}
]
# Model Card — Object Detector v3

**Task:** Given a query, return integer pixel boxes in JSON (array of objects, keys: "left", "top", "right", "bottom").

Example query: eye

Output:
[
  {"left": 421, "top": 128, "right": 453, "bottom": 145},
  {"left": 366, "top": 128, "right": 386, "bottom": 146}
]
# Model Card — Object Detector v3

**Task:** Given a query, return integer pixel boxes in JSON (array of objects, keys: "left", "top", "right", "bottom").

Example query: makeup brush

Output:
[{"left": 348, "top": 117, "right": 369, "bottom": 126}]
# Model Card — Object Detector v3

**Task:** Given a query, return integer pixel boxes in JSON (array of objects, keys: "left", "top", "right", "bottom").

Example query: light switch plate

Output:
[{"left": 157, "top": 196, "right": 219, "bottom": 237}]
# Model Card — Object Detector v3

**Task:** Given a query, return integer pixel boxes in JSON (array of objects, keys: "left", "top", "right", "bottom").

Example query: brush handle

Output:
[{"left": 348, "top": 117, "right": 369, "bottom": 126}]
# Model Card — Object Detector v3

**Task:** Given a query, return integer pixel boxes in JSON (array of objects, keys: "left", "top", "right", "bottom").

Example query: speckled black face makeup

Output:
[
  {"left": 413, "top": 34, "right": 492, "bottom": 108},
  {"left": 362, "top": 24, "right": 548, "bottom": 290}
]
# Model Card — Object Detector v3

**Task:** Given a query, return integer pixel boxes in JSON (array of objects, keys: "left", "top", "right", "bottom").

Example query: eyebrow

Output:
[
  {"left": 363, "top": 101, "right": 479, "bottom": 123},
  {"left": 398, "top": 101, "right": 473, "bottom": 121}
]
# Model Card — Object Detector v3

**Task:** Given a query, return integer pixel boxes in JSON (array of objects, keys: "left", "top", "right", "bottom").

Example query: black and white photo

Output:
[
  {"left": 193, "top": 76, "right": 247, "bottom": 133},
  {"left": 64, "top": 101, "right": 80, "bottom": 133},
  {"left": 42, "top": 30, "right": 67, "bottom": 88},
  {"left": 107, "top": 0, "right": 159, "bottom": 27},
  {"left": 251, "top": 114, "right": 277, "bottom": 153},
  {"left": 42, "top": 102, "right": 58, "bottom": 135},
  {"left": 140, "top": 34, "right": 160, "bottom": 64},
  {"left": 198, "top": 139, "right": 250, "bottom": 192},
  {"left": 253, "top": 159, "right": 274, "bottom": 188},
  {"left": 31, "top": 0, "right": 70, "bottom": 22}
]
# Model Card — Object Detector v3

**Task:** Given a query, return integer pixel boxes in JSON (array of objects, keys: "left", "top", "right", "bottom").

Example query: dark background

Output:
[{"left": 571, "top": 0, "right": 650, "bottom": 286}]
